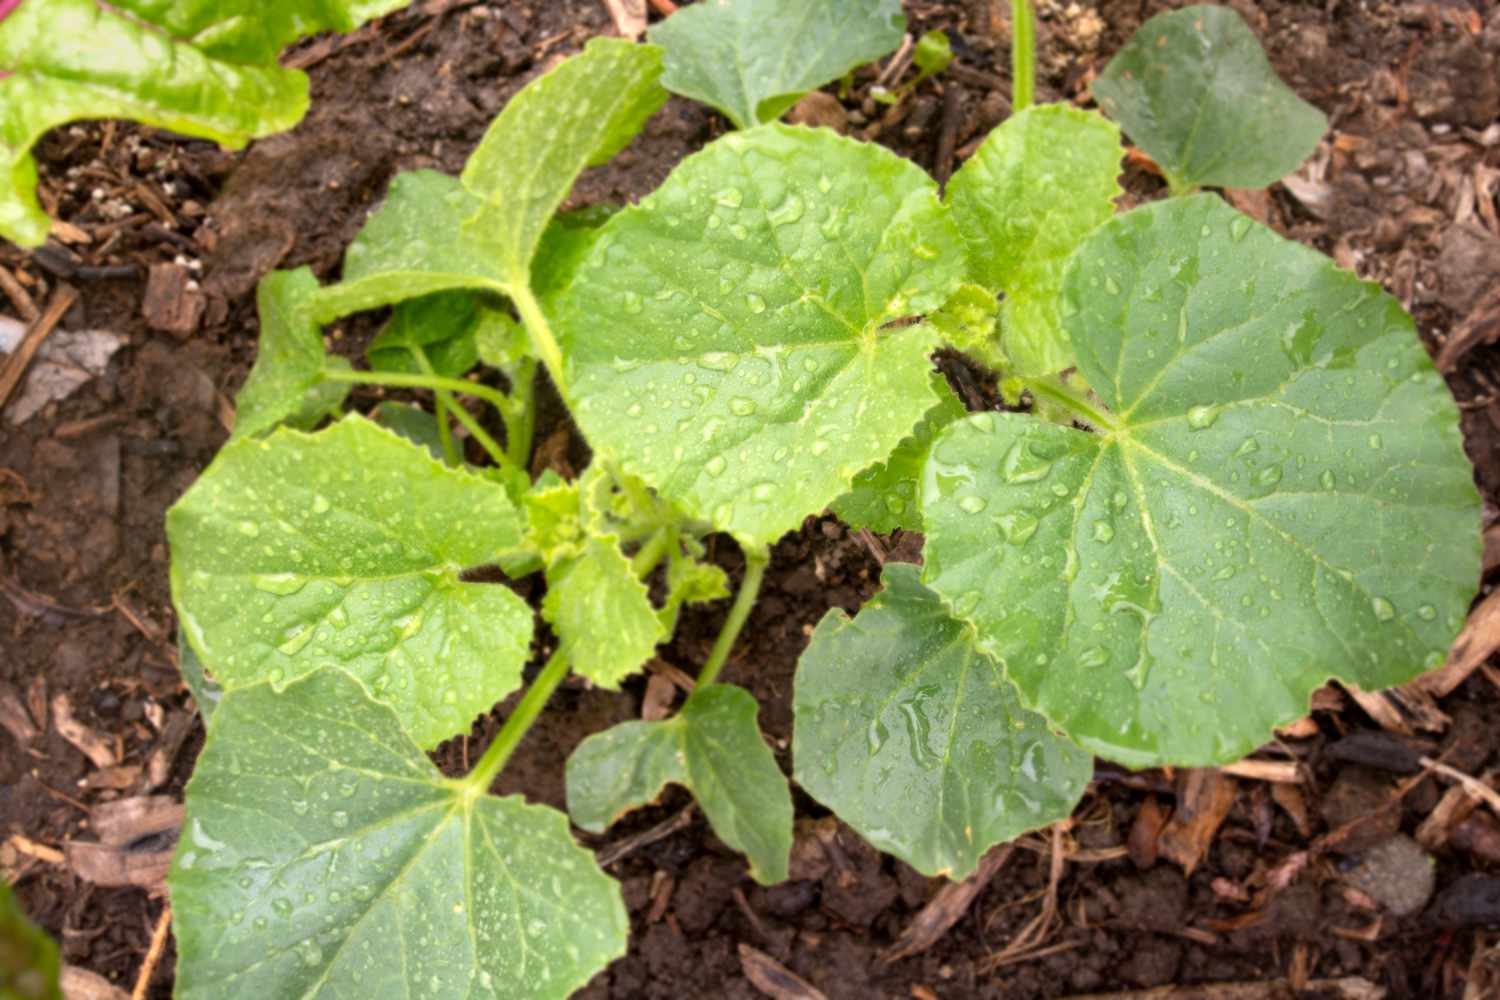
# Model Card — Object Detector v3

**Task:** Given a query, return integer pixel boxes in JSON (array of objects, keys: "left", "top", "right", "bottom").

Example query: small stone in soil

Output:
[
  {"left": 1428, "top": 874, "right": 1500, "bottom": 928},
  {"left": 1343, "top": 834, "right": 1435, "bottom": 916}
]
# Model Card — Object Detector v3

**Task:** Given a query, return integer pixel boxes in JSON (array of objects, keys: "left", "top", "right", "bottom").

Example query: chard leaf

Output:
[
  {"left": 231, "top": 268, "right": 350, "bottom": 441},
  {"left": 462, "top": 38, "right": 667, "bottom": 287},
  {"left": 367, "top": 292, "right": 481, "bottom": 379},
  {"left": 832, "top": 374, "right": 967, "bottom": 534},
  {"left": 794, "top": 563, "right": 1091, "bottom": 878},
  {"left": 921, "top": 195, "right": 1481, "bottom": 767},
  {"left": 543, "top": 537, "right": 665, "bottom": 688},
  {"left": 566, "top": 684, "right": 792, "bottom": 884},
  {"left": 1093, "top": 5, "right": 1327, "bottom": 192},
  {"left": 170, "top": 670, "right": 626, "bottom": 1000},
  {"left": 648, "top": 0, "right": 905, "bottom": 129},
  {"left": 0, "top": 0, "right": 408, "bottom": 246},
  {"left": 312, "top": 171, "right": 506, "bottom": 323},
  {"left": 559, "top": 124, "right": 966, "bottom": 547},
  {"left": 169, "top": 415, "right": 533, "bottom": 749},
  {"left": 1, "top": 880, "right": 59, "bottom": 1000},
  {"left": 945, "top": 105, "right": 1122, "bottom": 377}
]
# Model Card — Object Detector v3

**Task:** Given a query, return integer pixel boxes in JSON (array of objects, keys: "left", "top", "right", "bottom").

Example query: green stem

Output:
[
  {"left": 1165, "top": 173, "right": 1198, "bottom": 198},
  {"left": 505, "top": 357, "right": 538, "bottom": 469},
  {"left": 444, "top": 395, "right": 512, "bottom": 471},
  {"left": 695, "top": 545, "right": 769, "bottom": 689},
  {"left": 410, "top": 345, "right": 461, "bottom": 467},
  {"left": 509, "top": 285, "right": 567, "bottom": 401},
  {"left": 631, "top": 528, "right": 673, "bottom": 579},
  {"left": 324, "top": 368, "right": 515, "bottom": 417},
  {"left": 464, "top": 646, "right": 571, "bottom": 794},
  {"left": 1021, "top": 376, "right": 1120, "bottom": 432},
  {"left": 1011, "top": 0, "right": 1035, "bottom": 111}
]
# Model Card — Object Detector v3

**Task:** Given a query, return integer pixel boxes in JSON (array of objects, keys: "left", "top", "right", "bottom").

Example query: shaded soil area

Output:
[{"left": 3, "top": 0, "right": 1500, "bottom": 997}]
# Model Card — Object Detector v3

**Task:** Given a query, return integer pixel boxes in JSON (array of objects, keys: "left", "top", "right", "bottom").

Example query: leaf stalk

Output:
[
  {"left": 464, "top": 645, "right": 572, "bottom": 794},
  {"left": 695, "top": 545, "right": 770, "bottom": 688},
  {"left": 1020, "top": 376, "right": 1120, "bottom": 432},
  {"left": 1011, "top": 0, "right": 1036, "bottom": 111}
]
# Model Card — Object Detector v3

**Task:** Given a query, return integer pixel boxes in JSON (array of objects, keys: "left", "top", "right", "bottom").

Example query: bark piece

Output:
[
  {"left": 51, "top": 694, "right": 117, "bottom": 768},
  {"left": 884, "top": 845, "right": 1011, "bottom": 961},
  {"left": 142, "top": 263, "right": 205, "bottom": 337},
  {"left": 1158, "top": 769, "right": 1238, "bottom": 876},
  {"left": 739, "top": 944, "right": 827, "bottom": 1000}
]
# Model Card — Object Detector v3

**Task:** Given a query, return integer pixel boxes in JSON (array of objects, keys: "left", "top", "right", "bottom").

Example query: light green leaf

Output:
[
  {"left": 170, "top": 670, "right": 626, "bottom": 1000},
  {"left": 921, "top": 195, "right": 1481, "bottom": 767},
  {"left": 945, "top": 104, "right": 1122, "bottom": 377},
  {"left": 658, "top": 543, "right": 730, "bottom": 633},
  {"left": 0, "top": 0, "right": 408, "bottom": 246},
  {"left": 474, "top": 309, "right": 528, "bottom": 372},
  {"left": 647, "top": 0, "right": 905, "bottom": 129},
  {"left": 1093, "top": 5, "right": 1327, "bottom": 192},
  {"left": 930, "top": 283, "right": 1004, "bottom": 370},
  {"left": 169, "top": 415, "right": 533, "bottom": 749},
  {"left": 833, "top": 374, "right": 967, "bottom": 534},
  {"left": 312, "top": 171, "right": 506, "bottom": 323},
  {"left": 793, "top": 563, "right": 1091, "bottom": 878},
  {"left": 368, "top": 292, "right": 480, "bottom": 378},
  {"left": 231, "top": 268, "right": 350, "bottom": 441},
  {"left": 566, "top": 684, "right": 792, "bottom": 884},
  {"left": 913, "top": 29, "right": 954, "bottom": 79},
  {"left": 560, "top": 124, "right": 966, "bottom": 547},
  {"left": 462, "top": 38, "right": 667, "bottom": 286},
  {"left": 544, "top": 536, "right": 665, "bottom": 688},
  {"left": 1, "top": 880, "right": 60, "bottom": 1000}
]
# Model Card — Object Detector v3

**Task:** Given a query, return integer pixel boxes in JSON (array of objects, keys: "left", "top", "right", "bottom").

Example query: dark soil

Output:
[{"left": 3, "top": 1, "right": 1500, "bottom": 997}]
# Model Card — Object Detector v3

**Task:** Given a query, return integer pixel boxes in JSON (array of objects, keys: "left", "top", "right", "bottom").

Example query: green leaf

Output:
[
  {"left": 658, "top": 543, "right": 730, "bottom": 633},
  {"left": 462, "top": 38, "right": 667, "bottom": 286},
  {"left": 945, "top": 104, "right": 1122, "bottom": 377},
  {"left": 560, "top": 124, "right": 966, "bottom": 547},
  {"left": 912, "top": 30, "right": 953, "bottom": 79},
  {"left": 367, "top": 292, "right": 481, "bottom": 379},
  {"left": 930, "top": 283, "right": 1004, "bottom": 370},
  {"left": 0, "top": 0, "right": 408, "bottom": 246},
  {"left": 543, "top": 537, "right": 665, "bottom": 688},
  {"left": 178, "top": 632, "right": 222, "bottom": 724},
  {"left": 533, "top": 205, "right": 622, "bottom": 310},
  {"left": 1, "top": 880, "right": 60, "bottom": 1000},
  {"left": 1093, "top": 5, "right": 1327, "bottom": 192},
  {"left": 647, "top": 0, "right": 905, "bottom": 129},
  {"left": 231, "top": 268, "right": 350, "bottom": 441},
  {"left": 793, "top": 563, "right": 1091, "bottom": 878},
  {"left": 312, "top": 171, "right": 506, "bottom": 323},
  {"left": 567, "top": 684, "right": 792, "bottom": 884},
  {"left": 832, "top": 374, "right": 967, "bottom": 534},
  {"left": 170, "top": 670, "right": 626, "bottom": 1000},
  {"left": 371, "top": 401, "right": 445, "bottom": 460},
  {"left": 169, "top": 415, "right": 533, "bottom": 749},
  {"left": 921, "top": 195, "right": 1482, "bottom": 767}
]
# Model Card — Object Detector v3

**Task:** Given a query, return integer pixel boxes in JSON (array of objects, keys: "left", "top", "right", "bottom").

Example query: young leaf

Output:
[
  {"left": 367, "top": 292, "right": 481, "bottom": 379},
  {"left": 461, "top": 38, "right": 667, "bottom": 288},
  {"left": 912, "top": 30, "right": 954, "bottom": 80},
  {"left": 567, "top": 684, "right": 792, "bottom": 884},
  {"left": 169, "top": 415, "right": 534, "bottom": 749},
  {"left": 647, "top": 0, "right": 905, "bottom": 129},
  {"left": 794, "top": 563, "right": 1091, "bottom": 879},
  {"left": 0, "top": 0, "right": 409, "bottom": 246},
  {"left": 929, "top": 283, "right": 1004, "bottom": 370},
  {"left": 658, "top": 543, "right": 730, "bottom": 633},
  {"left": 832, "top": 374, "right": 967, "bottom": 534},
  {"left": 311, "top": 171, "right": 506, "bottom": 323},
  {"left": 1, "top": 880, "right": 60, "bottom": 1000},
  {"left": 945, "top": 105, "right": 1122, "bottom": 377},
  {"left": 921, "top": 195, "right": 1482, "bottom": 767},
  {"left": 371, "top": 401, "right": 445, "bottom": 459},
  {"left": 1093, "top": 5, "right": 1327, "bottom": 192},
  {"left": 559, "top": 124, "right": 966, "bottom": 547},
  {"left": 543, "top": 537, "right": 665, "bottom": 688},
  {"left": 230, "top": 268, "right": 350, "bottom": 441},
  {"left": 170, "top": 670, "right": 627, "bottom": 999}
]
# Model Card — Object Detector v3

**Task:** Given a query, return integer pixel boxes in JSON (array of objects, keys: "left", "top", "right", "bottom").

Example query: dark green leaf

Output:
[
  {"left": 231, "top": 268, "right": 350, "bottom": 441},
  {"left": 371, "top": 402, "right": 445, "bottom": 460},
  {"left": 367, "top": 292, "right": 481, "bottom": 378},
  {"left": 921, "top": 195, "right": 1481, "bottom": 767},
  {"left": 1093, "top": 5, "right": 1327, "bottom": 191},
  {"left": 170, "top": 670, "right": 626, "bottom": 999},
  {"left": 0, "top": 881, "right": 60, "bottom": 1000},
  {"left": 567, "top": 684, "right": 792, "bottom": 883}
]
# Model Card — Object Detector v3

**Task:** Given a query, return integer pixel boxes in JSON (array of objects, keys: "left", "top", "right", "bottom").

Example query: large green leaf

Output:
[
  {"left": 832, "top": 374, "right": 967, "bottom": 534},
  {"left": 1093, "top": 5, "right": 1327, "bottom": 192},
  {"left": 461, "top": 38, "right": 667, "bottom": 287},
  {"left": 169, "top": 415, "right": 533, "bottom": 749},
  {"left": 921, "top": 195, "right": 1481, "bottom": 767},
  {"left": 0, "top": 0, "right": 408, "bottom": 246},
  {"left": 648, "top": 0, "right": 905, "bottom": 129},
  {"left": 945, "top": 105, "right": 1122, "bottom": 377},
  {"left": 559, "top": 124, "right": 966, "bottom": 547},
  {"left": 543, "top": 537, "right": 664, "bottom": 689},
  {"left": 231, "top": 268, "right": 351, "bottom": 441},
  {"left": 170, "top": 670, "right": 626, "bottom": 1000},
  {"left": 566, "top": 684, "right": 792, "bottom": 884},
  {"left": 794, "top": 564, "right": 1091, "bottom": 879},
  {"left": 1, "top": 881, "right": 59, "bottom": 1000}
]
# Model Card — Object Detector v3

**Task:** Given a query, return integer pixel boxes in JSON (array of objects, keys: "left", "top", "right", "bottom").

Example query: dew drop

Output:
[
  {"left": 1417, "top": 604, "right": 1437, "bottom": 621},
  {"left": 1185, "top": 404, "right": 1218, "bottom": 430},
  {"left": 714, "top": 187, "right": 743, "bottom": 208},
  {"left": 729, "top": 397, "right": 758, "bottom": 416},
  {"left": 1104, "top": 275, "right": 1121, "bottom": 295},
  {"left": 996, "top": 511, "right": 1039, "bottom": 545},
  {"left": 252, "top": 573, "right": 307, "bottom": 596},
  {"left": 622, "top": 291, "right": 643, "bottom": 315},
  {"left": 1253, "top": 464, "right": 1283, "bottom": 488},
  {"left": 746, "top": 293, "right": 766, "bottom": 314},
  {"left": 237, "top": 520, "right": 261, "bottom": 537},
  {"left": 1368, "top": 433, "right": 1383, "bottom": 450},
  {"left": 1079, "top": 646, "right": 1109, "bottom": 668},
  {"left": 751, "top": 482, "right": 776, "bottom": 501},
  {"left": 1092, "top": 520, "right": 1115, "bottom": 543},
  {"left": 311, "top": 494, "right": 331, "bottom": 515},
  {"left": 705, "top": 455, "right": 727, "bottom": 477},
  {"left": 958, "top": 495, "right": 988, "bottom": 514},
  {"left": 1320, "top": 469, "right": 1336, "bottom": 490},
  {"left": 1371, "top": 596, "right": 1396, "bottom": 622},
  {"left": 1229, "top": 216, "right": 1251, "bottom": 242}
]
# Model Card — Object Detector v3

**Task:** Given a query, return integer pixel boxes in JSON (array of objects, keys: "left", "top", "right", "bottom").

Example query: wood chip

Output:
[
  {"left": 1158, "top": 769, "right": 1238, "bottom": 876},
  {"left": 144, "top": 710, "right": 196, "bottom": 790},
  {"left": 0, "top": 284, "right": 77, "bottom": 414},
  {"left": 1220, "top": 759, "right": 1302, "bottom": 784},
  {"left": 601, "top": 0, "right": 646, "bottom": 39},
  {"left": 1056, "top": 976, "right": 1385, "bottom": 999},
  {"left": 1270, "top": 783, "right": 1312, "bottom": 838},
  {"left": 1343, "top": 682, "right": 1449, "bottom": 735},
  {"left": 0, "top": 682, "right": 39, "bottom": 744},
  {"left": 1127, "top": 794, "right": 1167, "bottom": 869},
  {"left": 6, "top": 833, "right": 64, "bottom": 865},
  {"left": 1415, "top": 588, "right": 1500, "bottom": 697},
  {"left": 641, "top": 672, "right": 677, "bottom": 722},
  {"left": 64, "top": 840, "right": 174, "bottom": 890},
  {"left": 739, "top": 943, "right": 827, "bottom": 1000},
  {"left": 51, "top": 693, "right": 118, "bottom": 768},
  {"left": 141, "top": 263, "right": 205, "bottom": 338},
  {"left": 60, "top": 964, "right": 131, "bottom": 1000},
  {"left": 884, "top": 845, "right": 1012, "bottom": 961},
  {"left": 91, "top": 795, "right": 184, "bottom": 847}
]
